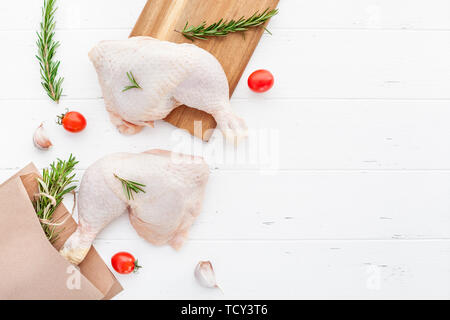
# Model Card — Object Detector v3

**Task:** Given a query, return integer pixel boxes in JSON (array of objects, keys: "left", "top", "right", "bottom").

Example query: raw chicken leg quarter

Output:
[
  {"left": 89, "top": 36, "right": 247, "bottom": 139},
  {"left": 60, "top": 150, "right": 210, "bottom": 265}
]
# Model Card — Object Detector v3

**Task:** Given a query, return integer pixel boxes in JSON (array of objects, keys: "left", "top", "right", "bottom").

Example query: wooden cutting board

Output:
[{"left": 130, "top": 0, "right": 279, "bottom": 141}]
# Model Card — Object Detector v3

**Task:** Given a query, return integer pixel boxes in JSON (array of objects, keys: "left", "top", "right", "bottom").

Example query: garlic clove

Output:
[
  {"left": 194, "top": 261, "right": 222, "bottom": 292},
  {"left": 33, "top": 123, "right": 53, "bottom": 150}
]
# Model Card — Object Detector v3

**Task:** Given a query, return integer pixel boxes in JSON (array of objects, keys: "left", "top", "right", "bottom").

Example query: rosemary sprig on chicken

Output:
[
  {"left": 36, "top": 0, "right": 64, "bottom": 103},
  {"left": 114, "top": 174, "right": 146, "bottom": 200},
  {"left": 180, "top": 8, "right": 279, "bottom": 41},
  {"left": 35, "top": 155, "right": 78, "bottom": 242},
  {"left": 122, "top": 71, "right": 142, "bottom": 92}
]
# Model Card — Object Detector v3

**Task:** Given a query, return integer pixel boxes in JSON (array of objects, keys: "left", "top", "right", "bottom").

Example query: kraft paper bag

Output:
[{"left": 0, "top": 163, "right": 123, "bottom": 300}]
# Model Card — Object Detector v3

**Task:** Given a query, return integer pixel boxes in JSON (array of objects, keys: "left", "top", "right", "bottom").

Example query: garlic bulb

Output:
[
  {"left": 33, "top": 123, "right": 53, "bottom": 150},
  {"left": 194, "top": 261, "right": 222, "bottom": 291}
]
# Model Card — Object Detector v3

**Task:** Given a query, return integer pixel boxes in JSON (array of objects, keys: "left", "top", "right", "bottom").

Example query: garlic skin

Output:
[
  {"left": 33, "top": 123, "right": 53, "bottom": 150},
  {"left": 195, "top": 261, "right": 221, "bottom": 291}
]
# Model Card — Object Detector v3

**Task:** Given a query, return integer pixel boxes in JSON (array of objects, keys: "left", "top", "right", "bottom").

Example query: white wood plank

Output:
[
  {"left": 91, "top": 239, "right": 450, "bottom": 299},
  {"left": 237, "top": 29, "right": 450, "bottom": 99},
  {"left": 0, "top": 0, "right": 147, "bottom": 31},
  {"left": 273, "top": 0, "right": 450, "bottom": 30},
  {"left": 209, "top": 99, "right": 450, "bottom": 170},
  {"left": 1, "top": 0, "right": 449, "bottom": 300},
  {"left": 1, "top": 29, "right": 449, "bottom": 100},
  {"left": 91, "top": 170, "right": 450, "bottom": 241},
  {"left": 0, "top": 29, "right": 130, "bottom": 102},
  {"left": 1, "top": 168, "right": 449, "bottom": 240},
  {"left": 1, "top": 99, "right": 450, "bottom": 171},
  {"left": 2, "top": 0, "right": 450, "bottom": 31}
]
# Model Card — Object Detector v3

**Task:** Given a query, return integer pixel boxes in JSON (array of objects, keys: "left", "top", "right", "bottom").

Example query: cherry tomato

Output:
[
  {"left": 248, "top": 69, "right": 274, "bottom": 93},
  {"left": 57, "top": 111, "right": 87, "bottom": 133},
  {"left": 111, "top": 252, "right": 142, "bottom": 274}
]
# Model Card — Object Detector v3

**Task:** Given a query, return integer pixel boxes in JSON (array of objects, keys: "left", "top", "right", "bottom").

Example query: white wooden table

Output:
[{"left": 1, "top": 0, "right": 449, "bottom": 299}]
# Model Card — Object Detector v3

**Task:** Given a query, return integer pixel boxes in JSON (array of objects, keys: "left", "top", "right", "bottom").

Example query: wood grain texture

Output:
[
  {"left": 94, "top": 239, "right": 450, "bottom": 299},
  {"left": 130, "top": 0, "right": 279, "bottom": 141},
  {"left": 1, "top": 0, "right": 450, "bottom": 299}
]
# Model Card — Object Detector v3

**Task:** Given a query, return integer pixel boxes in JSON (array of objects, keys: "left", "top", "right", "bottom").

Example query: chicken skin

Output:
[
  {"left": 89, "top": 36, "right": 247, "bottom": 139},
  {"left": 60, "top": 150, "right": 210, "bottom": 265}
]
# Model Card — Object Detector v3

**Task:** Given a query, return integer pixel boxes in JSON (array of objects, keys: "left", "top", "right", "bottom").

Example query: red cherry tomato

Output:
[
  {"left": 111, "top": 252, "right": 142, "bottom": 274},
  {"left": 248, "top": 69, "right": 274, "bottom": 93},
  {"left": 57, "top": 111, "right": 87, "bottom": 133}
]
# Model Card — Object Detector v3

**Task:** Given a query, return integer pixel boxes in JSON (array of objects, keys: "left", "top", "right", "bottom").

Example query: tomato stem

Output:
[
  {"left": 56, "top": 108, "right": 68, "bottom": 125},
  {"left": 134, "top": 260, "right": 143, "bottom": 273}
]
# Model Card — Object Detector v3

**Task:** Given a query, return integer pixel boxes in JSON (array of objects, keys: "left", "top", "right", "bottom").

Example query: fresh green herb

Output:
[
  {"left": 34, "top": 155, "right": 78, "bottom": 242},
  {"left": 36, "top": 0, "right": 64, "bottom": 103},
  {"left": 123, "top": 72, "right": 142, "bottom": 92},
  {"left": 179, "top": 8, "right": 279, "bottom": 41},
  {"left": 114, "top": 174, "right": 146, "bottom": 200}
]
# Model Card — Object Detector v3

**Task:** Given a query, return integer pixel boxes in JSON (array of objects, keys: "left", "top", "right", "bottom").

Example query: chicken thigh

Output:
[
  {"left": 60, "top": 150, "right": 210, "bottom": 265},
  {"left": 89, "top": 36, "right": 247, "bottom": 139}
]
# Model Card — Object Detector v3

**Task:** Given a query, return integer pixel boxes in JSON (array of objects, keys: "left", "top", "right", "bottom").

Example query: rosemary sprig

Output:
[
  {"left": 34, "top": 155, "right": 78, "bottom": 242},
  {"left": 114, "top": 174, "right": 146, "bottom": 200},
  {"left": 179, "top": 8, "right": 279, "bottom": 41},
  {"left": 36, "top": 0, "right": 64, "bottom": 103},
  {"left": 123, "top": 71, "right": 142, "bottom": 92}
]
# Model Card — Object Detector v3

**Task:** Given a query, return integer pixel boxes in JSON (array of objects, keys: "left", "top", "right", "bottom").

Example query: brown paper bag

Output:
[{"left": 0, "top": 163, "right": 123, "bottom": 300}]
